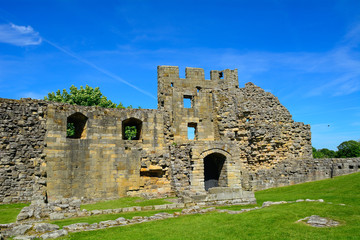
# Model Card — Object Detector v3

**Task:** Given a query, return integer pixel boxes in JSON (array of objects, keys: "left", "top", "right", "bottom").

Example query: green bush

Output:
[
  {"left": 44, "top": 85, "right": 131, "bottom": 109},
  {"left": 67, "top": 122, "right": 75, "bottom": 137},
  {"left": 124, "top": 126, "right": 137, "bottom": 140}
]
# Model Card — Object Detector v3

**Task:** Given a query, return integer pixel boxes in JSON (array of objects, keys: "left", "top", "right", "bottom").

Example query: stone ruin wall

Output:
[
  {"left": 241, "top": 157, "right": 360, "bottom": 191},
  {"left": 44, "top": 102, "right": 173, "bottom": 202},
  {"left": 213, "top": 82, "right": 312, "bottom": 168},
  {"left": 0, "top": 65, "right": 360, "bottom": 204},
  {"left": 0, "top": 98, "right": 175, "bottom": 203},
  {"left": 0, "top": 98, "right": 47, "bottom": 203}
]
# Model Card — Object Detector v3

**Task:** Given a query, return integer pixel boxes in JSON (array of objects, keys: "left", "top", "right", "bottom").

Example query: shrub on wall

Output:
[{"left": 44, "top": 85, "right": 132, "bottom": 109}]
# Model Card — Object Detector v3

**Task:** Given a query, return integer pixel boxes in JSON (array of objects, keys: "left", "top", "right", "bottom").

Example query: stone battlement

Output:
[{"left": 157, "top": 66, "right": 239, "bottom": 89}]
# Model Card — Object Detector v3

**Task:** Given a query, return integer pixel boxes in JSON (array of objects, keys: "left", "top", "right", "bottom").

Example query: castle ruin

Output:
[{"left": 1, "top": 66, "right": 359, "bottom": 205}]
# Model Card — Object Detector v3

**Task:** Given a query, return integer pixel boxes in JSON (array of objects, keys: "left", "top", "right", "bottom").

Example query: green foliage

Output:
[
  {"left": 312, "top": 147, "right": 336, "bottom": 158},
  {"left": 44, "top": 85, "right": 128, "bottom": 109},
  {"left": 67, "top": 122, "right": 75, "bottom": 137},
  {"left": 124, "top": 126, "right": 137, "bottom": 140},
  {"left": 318, "top": 148, "right": 336, "bottom": 158},
  {"left": 336, "top": 140, "right": 360, "bottom": 158}
]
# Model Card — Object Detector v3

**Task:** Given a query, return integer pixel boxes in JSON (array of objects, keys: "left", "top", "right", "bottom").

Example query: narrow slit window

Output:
[
  {"left": 187, "top": 123, "right": 197, "bottom": 140},
  {"left": 171, "top": 82, "right": 174, "bottom": 87},
  {"left": 183, "top": 95, "right": 192, "bottom": 108},
  {"left": 196, "top": 86, "right": 201, "bottom": 93}
]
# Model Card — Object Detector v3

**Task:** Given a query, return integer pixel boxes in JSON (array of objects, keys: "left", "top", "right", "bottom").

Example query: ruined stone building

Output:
[{"left": 1, "top": 66, "right": 359, "bottom": 204}]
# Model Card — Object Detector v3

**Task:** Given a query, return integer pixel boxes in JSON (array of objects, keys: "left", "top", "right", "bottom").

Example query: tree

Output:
[
  {"left": 44, "top": 85, "right": 128, "bottom": 109},
  {"left": 312, "top": 147, "right": 336, "bottom": 158},
  {"left": 318, "top": 148, "right": 336, "bottom": 158},
  {"left": 124, "top": 126, "right": 137, "bottom": 140},
  {"left": 336, "top": 140, "right": 360, "bottom": 158},
  {"left": 67, "top": 123, "right": 75, "bottom": 137},
  {"left": 45, "top": 85, "right": 137, "bottom": 137},
  {"left": 312, "top": 147, "right": 326, "bottom": 158}
]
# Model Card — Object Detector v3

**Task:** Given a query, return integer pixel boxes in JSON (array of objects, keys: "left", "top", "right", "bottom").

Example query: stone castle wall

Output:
[
  {"left": 242, "top": 157, "right": 360, "bottom": 191},
  {"left": 44, "top": 103, "right": 172, "bottom": 202},
  {"left": 0, "top": 98, "right": 47, "bottom": 203},
  {"left": 0, "top": 65, "right": 359, "bottom": 204}
]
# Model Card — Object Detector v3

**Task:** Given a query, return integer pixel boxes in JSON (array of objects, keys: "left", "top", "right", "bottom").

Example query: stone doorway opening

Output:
[{"left": 204, "top": 153, "right": 227, "bottom": 191}]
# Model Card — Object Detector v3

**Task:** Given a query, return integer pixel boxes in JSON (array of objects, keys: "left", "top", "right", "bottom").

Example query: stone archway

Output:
[{"left": 203, "top": 152, "right": 227, "bottom": 191}]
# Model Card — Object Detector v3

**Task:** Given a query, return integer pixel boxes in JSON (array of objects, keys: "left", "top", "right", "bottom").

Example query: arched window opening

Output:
[
  {"left": 204, "top": 153, "right": 227, "bottom": 191},
  {"left": 122, "top": 118, "right": 142, "bottom": 140},
  {"left": 67, "top": 112, "right": 88, "bottom": 139}
]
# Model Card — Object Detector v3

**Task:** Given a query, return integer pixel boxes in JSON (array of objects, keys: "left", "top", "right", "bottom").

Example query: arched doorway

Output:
[{"left": 204, "top": 153, "right": 227, "bottom": 191}]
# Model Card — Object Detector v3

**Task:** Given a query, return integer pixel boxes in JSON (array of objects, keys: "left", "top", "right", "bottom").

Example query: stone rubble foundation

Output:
[{"left": 0, "top": 198, "right": 344, "bottom": 239}]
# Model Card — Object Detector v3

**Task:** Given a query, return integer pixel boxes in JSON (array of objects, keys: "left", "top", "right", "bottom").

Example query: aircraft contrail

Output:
[{"left": 43, "top": 39, "right": 157, "bottom": 100}]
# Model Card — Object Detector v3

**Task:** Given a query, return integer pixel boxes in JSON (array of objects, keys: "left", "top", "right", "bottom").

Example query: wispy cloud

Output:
[
  {"left": 20, "top": 91, "right": 44, "bottom": 100},
  {"left": 43, "top": 39, "right": 157, "bottom": 100},
  {"left": 105, "top": 23, "right": 360, "bottom": 98},
  {"left": 0, "top": 23, "right": 42, "bottom": 46}
]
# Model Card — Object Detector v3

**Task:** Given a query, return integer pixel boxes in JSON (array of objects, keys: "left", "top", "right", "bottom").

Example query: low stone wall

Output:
[
  {"left": 242, "top": 157, "right": 360, "bottom": 191},
  {"left": 182, "top": 187, "right": 256, "bottom": 206}
]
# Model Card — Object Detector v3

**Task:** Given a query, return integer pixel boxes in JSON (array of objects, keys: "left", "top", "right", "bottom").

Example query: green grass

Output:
[
  {"left": 50, "top": 209, "right": 180, "bottom": 228},
  {"left": 59, "top": 202, "right": 360, "bottom": 240},
  {"left": 0, "top": 203, "right": 29, "bottom": 224},
  {"left": 255, "top": 172, "right": 360, "bottom": 206},
  {"left": 59, "top": 172, "right": 360, "bottom": 240},
  {"left": 81, "top": 197, "right": 173, "bottom": 211}
]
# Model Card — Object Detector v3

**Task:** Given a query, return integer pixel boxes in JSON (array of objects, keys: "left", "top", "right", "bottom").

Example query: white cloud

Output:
[
  {"left": 20, "top": 91, "right": 44, "bottom": 100},
  {"left": 0, "top": 23, "right": 42, "bottom": 46}
]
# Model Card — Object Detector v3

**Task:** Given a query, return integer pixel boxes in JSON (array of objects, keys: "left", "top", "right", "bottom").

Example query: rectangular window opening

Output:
[
  {"left": 187, "top": 123, "right": 197, "bottom": 140},
  {"left": 183, "top": 95, "right": 192, "bottom": 108},
  {"left": 171, "top": 82, "right": 174, "bottom": 87},
  {"left": 219, "top": 72, "right": 224, "bottom": 79}
]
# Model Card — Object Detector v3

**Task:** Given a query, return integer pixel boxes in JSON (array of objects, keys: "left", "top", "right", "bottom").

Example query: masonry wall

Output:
[
  {"left": 213, "top": 82, "right": 312, "bottom": 167},
  {"left": 45, "top": 103, "right": 172, "bottom": 202},
  {"left": 1, "top": 66, "right": 359, "bottom": 204},
  {"left": 0, "top": 98, "right": 47, "bottom": 203},
  {"left": 157, "top": 66, "right": 314, "bottom": 196},
  {"left": 241, "top": 157, "right": 360, "bottom": 191}
]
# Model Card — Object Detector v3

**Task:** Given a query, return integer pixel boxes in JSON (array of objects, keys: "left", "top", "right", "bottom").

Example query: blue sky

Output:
[{"left": 0, "top": 0, "right": 359, "bottom": 150}]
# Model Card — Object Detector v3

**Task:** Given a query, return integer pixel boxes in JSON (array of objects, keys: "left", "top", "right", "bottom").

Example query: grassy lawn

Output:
[
  {"left": 254, "top": 172, "right": 360, "bottom": 206},
  {"left": 1, "top": 173, "right": 359, "bottom": 239},
  {"left": 0, "top": 203, "right": 29, "bottom": 224},
  {"left": 59, "top": 172, "right": 360, "bottom": 240},
  {"left": 59, "top": 202, "right": 360, "bottom": 240},
  {"left": 81, "top": 197, "right": 174, "bottom": 211}
]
